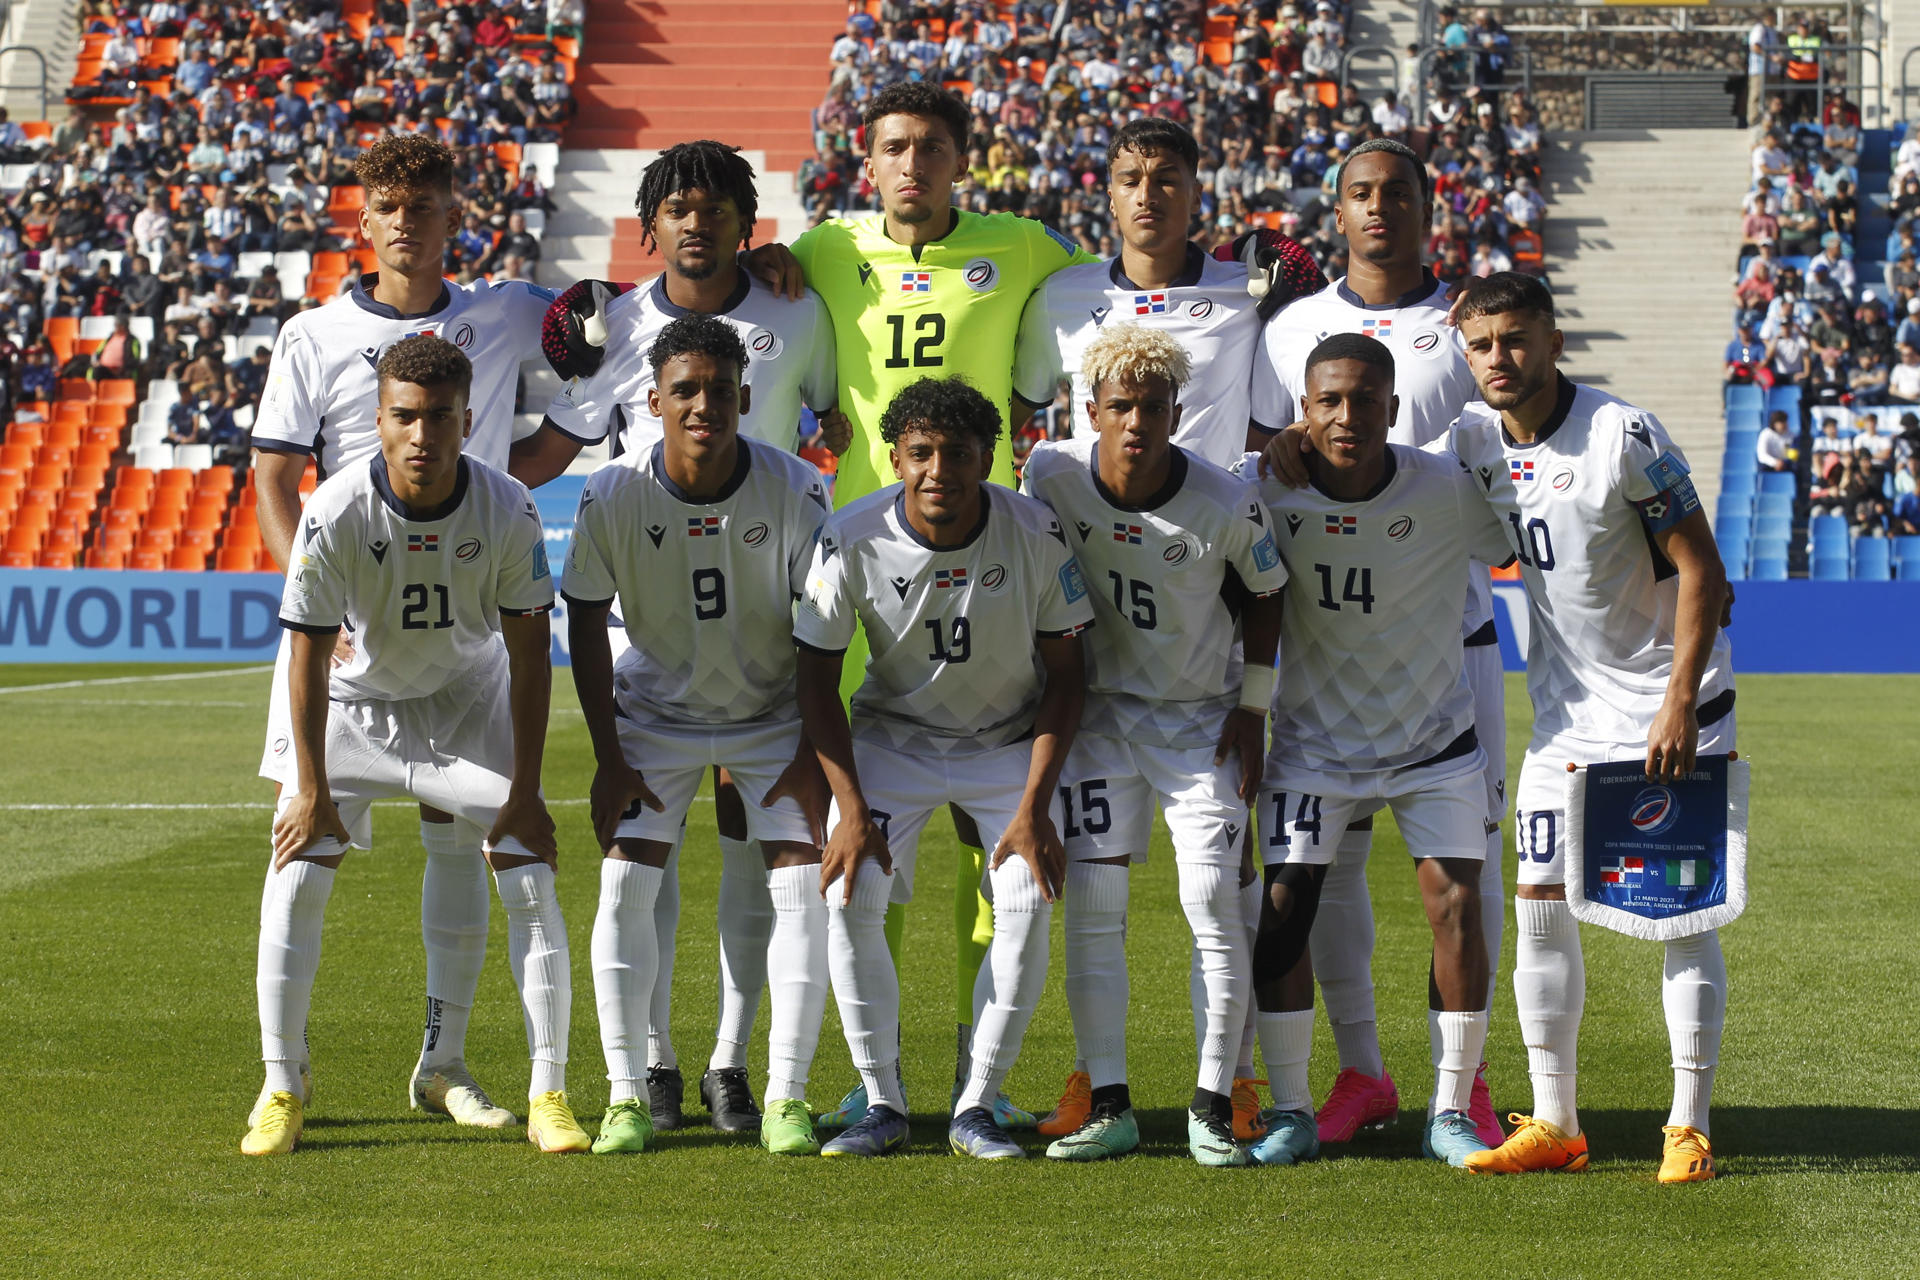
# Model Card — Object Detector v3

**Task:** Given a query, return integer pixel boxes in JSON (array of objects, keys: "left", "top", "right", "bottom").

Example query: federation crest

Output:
[
  {"left": 1386, "top": 515, "right": 1415, "bottom": 542},
  {"left": 1629, "top": 786, "right": 1679, "bottom": 836},
  {"left": 1187, "top": 299, "right": 1214, "bottom": 321},
  {"left": 963, "top": 258, "right": 999, "bottom": 292},
  {"left": 1410, "top": 329, "right": 1443, "bottom": 356},
  {"left": 1550, "top": 466, "right": 1576, "bottom": 492},
  {"left": 451, "top": 322, "right": 476, "bottom": 350},
  {"left": 454, "top": 538, "right": 483, "bottom": 562},
  {"left": 1163, "top": 538, "right": 1193, "bottom": 567},
  {"left": 742, "top": 522, "right": 771, "bottom": 548},
  {"left": 748, "top": 329, "right": 784, "bottom": 360},
  {"left": 980, "top": 563, "right": 1008, "bottom": 592}
]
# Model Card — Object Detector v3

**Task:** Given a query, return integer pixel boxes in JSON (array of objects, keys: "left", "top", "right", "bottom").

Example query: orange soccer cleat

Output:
[
  {"left": 1658, "top": 1125, "right": 1716, "bottom": 1183},
  {"left": 1036, "top": 1070, "right": 1091, "bottom": 1138},
  {"left": 1463, "top": 1113, "right": 1590, "bottom": 1175}
]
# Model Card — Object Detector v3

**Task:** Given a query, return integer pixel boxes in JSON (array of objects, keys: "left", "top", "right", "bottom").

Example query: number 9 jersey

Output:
[{"left": 278, "top": 456, "right": 555, "bottom": 702}]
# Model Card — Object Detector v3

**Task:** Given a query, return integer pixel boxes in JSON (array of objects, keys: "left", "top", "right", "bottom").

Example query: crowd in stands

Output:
[
  {"left": 0, "top": 0, "right": 583, "bottom": 568},
  {"left": 1721, "top": 88, "right": 1920, "bottom": 579},
  {"left": 803, "top": 0, "right": 1549, "bottom": 285}
]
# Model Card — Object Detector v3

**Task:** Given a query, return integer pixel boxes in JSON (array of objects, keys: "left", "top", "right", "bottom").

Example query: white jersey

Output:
[
  {"left": 542, "top": 272, "right": 837, "bottom": 458},
  {"left": 1449, "top": 375, "right": 1735, "bottom": 748},
  {"left": 1239, "top": 445, "right": 1512, "bottom": 774},
  {"left": 796, "top": 484, "right": 1095, "bottom": 757},
  {"left": 561, "top": 439, "right": 830, "bottom": 726},
  {"left": 1022, "top": 437, "right": 1286, "bottom": 749},
  {"left": 253, "top": 274, "right": 553, "bottom": 474},
  {"left": 1249, "top": 272, "right": 1493, "bottom": 640},
  {"left": 1013, "top": 248, "right": 1262, "bottom": 468},
  {"left": 278, "top": 456, "right": 554, "bottom": 702}
]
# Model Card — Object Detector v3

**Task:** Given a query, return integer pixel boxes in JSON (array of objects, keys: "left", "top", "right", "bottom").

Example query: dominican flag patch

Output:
[
  {"left": 1360, "top": 318, "right": 1392, "bottom": 339},
  {"left": 1133, "top": 292, "right": 1168, "bottom": 315},
  {"left": 1324, "top": 515, "right": 1358, "bottom": 535},
  {"left": 1113, "top": 523, "right": 1143, "bottom": 544},
  {"left": 934, "top": 567, "right": 967, "bottom": 588},
  {"left": 1601, "top": 856, "right": 1646, "bottom": 885},
  {"left": 687, "top": 516, "right": 722, "bottom": 536},
  {"left": 407, "top": 533, "right": 439, "bottom": 552},
  {"left": 1511, "top": 460, "right": 1536, "bottom": 483},
  {"left": 901, "top": 272, "right": 931, "bottom": 292}
]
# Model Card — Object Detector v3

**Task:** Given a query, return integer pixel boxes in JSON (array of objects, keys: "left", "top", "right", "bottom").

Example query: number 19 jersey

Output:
[{"left": 1022, "top": 438, "right": 1286, "bottom": 749}]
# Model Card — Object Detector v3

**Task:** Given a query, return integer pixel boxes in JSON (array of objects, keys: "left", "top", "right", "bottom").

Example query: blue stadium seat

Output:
[
  {"left": 1725, "top": 430, "right": 1760, "bottom": 455},
  {"left": 1724, "top": 384, "right": 1764, "bottom": 413},
  {"left": 1722, "top": 450, "right": 1759, "bottom": 478},
  {"left": 1768, "top": 385, "right": 1802, "bottom": 416},
  {"left": 1854, "top": 540, "right": 1893, "bottom": 578},
  {"left": 1725, "top": 410, "right": 1765, "bottom": 434},
  {"left": 1809, "top": 514, "right": 1850, "bottom": 543},
  {"left": 1811, "top": 557, "right": 1851, "bottom": 580},
  {"left": 1779, "top": 254, "right": 1812, "bottom": 276},
  {"left": 1749, "top": 557, "right": 1789, "bottom": 581},
  {"left": 1715, "top": 516, "right": 1751, "bottom": 544},
  {"left": 1894, "top": 535, "right": 1920, "bottom": 566},
  {"left": 1860, "top": 129, "right": 1892, "bottom": 170},
  {"left": 1722, "top": 471, "right": 1757, "bottom": 497},
  {"left": 1716, "top": 495, "right": 1754, "bottom": 523},
  {"left": 1756, "top": 491, "right": 1794, "bottom": 518},
  {"left": 1720, "top": 539, "right": 1750, "bottom": 575},
  {"left": 1758, "top": 471, "right": 1798, "bottom": 496},
  {"left": 1752, "top": 515, "right": 1793, "bottom": 541}
]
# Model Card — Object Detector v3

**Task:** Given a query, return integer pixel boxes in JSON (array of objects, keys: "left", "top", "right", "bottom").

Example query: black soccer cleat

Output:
[
  {"left": 647, "top": 1065, "right": 685, "bottom": 1132},
  {"left": 699, "top": 1067, "right": 763, "bottom": 1133}
]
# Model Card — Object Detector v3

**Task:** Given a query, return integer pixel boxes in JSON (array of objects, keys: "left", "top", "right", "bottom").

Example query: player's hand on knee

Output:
[
  {"left": 742, "top": 242, "right": 804, "bottom": 300},
  {"left": 819, "top": 813, "right": 892, "bottom": 903},
  {"left": 1644, "top": 699, "right": 1700, "bottom": 783},
  {"left": 590, "top": 761, "right": 660, "bottom": 851},
  {"left": 992, "top": 809, "right": 1064, "bottom": 903},
  {"left": 272, "top": 792, "right": 350, "bottom": 869},
  {"left": 763, "top": 753, "right": 830, "bottom": 848},
  {"left": 1215, "top": 706, "right": 1266, "bottom": 803},
  {"left": 818, "top": 406, "right": 854, "bottom": 456},
  {"left": 541, "top": 279, "right": 633, "bottom": 380},
  {"left": 488, "top": 791, "right": 559, "bottom": 867},
  {"left": 1257, "top": 422, "right": 1313, "bottom": 488}
]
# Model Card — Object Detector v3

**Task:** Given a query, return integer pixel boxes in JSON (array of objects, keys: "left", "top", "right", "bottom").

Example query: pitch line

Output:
[
  {"left": 0, "top": 798, "right": 706, "bottom": 812},
  {"left": 0, "top": 665, "right": 273, "bottom": 695}
]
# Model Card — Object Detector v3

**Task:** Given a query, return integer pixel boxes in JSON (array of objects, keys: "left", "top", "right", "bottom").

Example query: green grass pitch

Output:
[{"left": 0, "top": 664, "right": 1915, "bottom": 1278}]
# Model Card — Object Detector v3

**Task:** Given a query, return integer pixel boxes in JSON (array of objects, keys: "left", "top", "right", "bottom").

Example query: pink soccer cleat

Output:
[
  {"left": 1315, "top": 1068, "right": 1399, "bottom": 1143},
  {"left": 1468, "top": 1062, "right": 1506, "bottom": 1149}
]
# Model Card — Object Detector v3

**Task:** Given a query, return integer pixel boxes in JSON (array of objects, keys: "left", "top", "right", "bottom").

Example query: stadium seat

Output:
[
  {"left": 1758, "top": 471, "right": 1797, "bottom": 497},
  {"left": 1722, "top": 472, "right": 1757, "bottom": 497},
  {"left": 1715, "top": 515, "right": 1751, "bottom": 543},
  {"left": 215, "top": 547, "right": 257, "bottom": 571},
  {"left": 1853, "top": 540, "right": 1893, "bottom": 578},
  {"left": 128, "top": 548, "right": 166, "bottom": 570},
  {"left": 173, "top": 444, "right": 215, "bottom": 471},
  {"left": 1719, "top": 537, "right": 1749, "bottom": 573},
  {"left": 169, "top": 546, "right": 209, "bottom": 570},
  {"left": 1767, "top": 385, "right": 1802, "bottom": 416},
  {"left": 132, "top": 444, "right": 173, "bottom": 471},
  {"left": 1811, "top": 556, "right": 1850, "bottom": 580},
  {"left": 137, "top": 528, "right": 177, "bottom": 552},
  {"left": 1749, "top": 557, "right": 1789, "bottom": 580},
  {"left": 1756, "top": 492, "right": 1794, "bottom": 519},
  {"left": 1724, "top": 384, "right": 1763, "bottom": 413},
  {"left": 1752, "top": 516, "right": 1793, "bottom": 543},
  {"left": 1, "top": 549, "right": 36, "bottom": 567},
  {"left": 1893, "top": 535, "right": 1920, "bottom": 567},
  {"left": 84, "top": 546, "right": 125, "bottom": 569}
]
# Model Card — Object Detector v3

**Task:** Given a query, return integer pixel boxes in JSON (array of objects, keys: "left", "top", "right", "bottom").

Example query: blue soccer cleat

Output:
[
  {"left": 819, "top": 1105, "right": 910, "bottom": 1158},
  {"left": 949, "top": 1106, "right": 1025, "bottom": 1160},
  {"left": 1425, "top": 1109, "right": 1493, "bottom": 1168},
  {"left": 1249, "top": 1107, "right": 1321, "bottom": 1166},
  {"left": 817, "top": 1082, "right": 868, "bottom": 1130},
  {"left": 950, "top": 1083, "right": 1037, "bottom": 1131}
]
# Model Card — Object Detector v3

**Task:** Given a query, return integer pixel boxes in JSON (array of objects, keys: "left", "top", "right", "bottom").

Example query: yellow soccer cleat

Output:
[
  {"left": 526, "top": 1091, "right": 591, "bottom": 1154},
  {"left": 1036, "top": 1071, "right": 1091, "bottom": 1138},
  {"left": 1232, "top": 1077, "right": 1269, "bottom": 1141},
  {"left": 240, "top": 1091, "right": 304, "bottom": 1156},
  {"left": 1462, "top": 1113, "right": 1590, "bottom": 1175},
  {"left": 248, "top": 1063, "right": 312, "bottom": 1132},
  {"left": 1658, "top": 1125, "right": 1716, "bottom": 1183}
]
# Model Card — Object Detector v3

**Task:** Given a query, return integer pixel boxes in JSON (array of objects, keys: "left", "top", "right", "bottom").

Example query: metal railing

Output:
[
  {"left": 0, "top": 45, "right": 47, "bottom": 120},
  {"left": 1337, "top": 43, "right": 1401, "bottom": 94},
  {"left": 1901, "top": 44, "right": 1920, "bottom": 123},
  {"left": 1755, "top": 43, "right": 1882, "bottom": 127},
  {"left": 1410, "top": 44, "right": 1534, "bottom": 121}
]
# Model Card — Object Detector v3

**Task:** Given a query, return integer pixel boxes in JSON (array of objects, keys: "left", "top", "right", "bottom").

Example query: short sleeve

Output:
[
  {"left": 1616, "top": 410, "right": 1702, "bottom": 533},
  {"left": 1222, "top": 479, "right": 1289, "bottom": 596},
  {"left": 793, "top": 523, "right": 858, "bottom": 653},
  {"left": 1024, "top": 216, "right": 1092, "bottom": 282},
  {"left": 1012, "top": 281, "right": 1066, "bottom": 406},
  {"left": 1247, "top": 327, "right": 1294, "bottom": 433},
  {"left": 504, "top": 279, "right": 559, "bottom": 361},
  {"left": 1035, "top": 524, "right": 1095, "bottom": 638},
  {"left": 560, "top": 474, "right": 617, "bottom": 606},
  {"left": 496, "top": 494, "right": 557, "bottom": 616},
  {"left": 785, "top": 473, "right": 832, "bottom": 596},
  {"left": 789, "top": 223, "right": 823, "bottom": 281},
  {"left": 798, "top": 291, "right": 839, "bottom": 413},
  {"left": 279, "top": 508, "right": 347, "bottom": 632},
  {"left": 253, "top": 324, "right": 325, "bottom": 454},
  {"left": 1451, "top": 459, "right": 1515, "bottom": 567}
]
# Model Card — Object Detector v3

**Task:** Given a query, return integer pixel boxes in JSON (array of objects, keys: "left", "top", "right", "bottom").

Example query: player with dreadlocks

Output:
[{"left": 514, "top": 140, "right": 848, "bottom": 1143}]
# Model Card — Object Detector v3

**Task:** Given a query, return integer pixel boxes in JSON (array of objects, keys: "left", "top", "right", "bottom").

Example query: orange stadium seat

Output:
[
  {"left": 84, "top": 546, "right": 125, "bottom": 569},
  {"left": 129, "top": 548, "right": 166, "bottom": 571},
  {"left": 102, "top": 506, "right": 143, "bottom": 533},
  {"left": 178, "top": 526, "right": 218, "bottom": 555},
  {"left": 169, "top": 547, "right": 208, "bottom": 571},
  {"left": 215, "top": 546, "right": 256, "bottom": 571},
  {"left": 0, "top": 443, "right": 31, "bottom": 469},
  {"left": 58, "top": 379, "right": 93, "bottom": 402},
  {"left": 95, "top": 526, "right": 134, "bottom": 553},
  {"left": 1, "top": 549, "right": 35, "bottom": 568},
  {"left": 155, "top": 467, "right": 194, "bottom": 491},
  {"left": 95, "top": 380, "right": 137, "bottom": 406},
  {"left": 29, "top": 464, "right": 67, "bottom": 490},
  {"left": 37, "top": 548, "right": 77, "bottom": 569},
  {"left": 6, "top": 422, "right": 43, "bottom": 448}
]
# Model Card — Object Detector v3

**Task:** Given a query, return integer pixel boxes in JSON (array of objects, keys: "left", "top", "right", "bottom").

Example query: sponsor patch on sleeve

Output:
[
  {"left": 803, "top": 575, "right": 834, "bottom": 618},
  {"left": 1058, "top": 559, "right": 1088, "bottom": 603},
  {"left": 1643, "top": 449, "right": 1690, "bottom": 492},
  {"left": 1633, "top": 475, "right": 1699, "bottom": 532},
  {"left": 1042, "top": 223, "right": 1077, "bottom": 256},
  {"left": 1251, "top": 530, "right": 1280, "bottom": 572},
  {"left": 532, "top": 544, "right": 551, "bottom": 581}
]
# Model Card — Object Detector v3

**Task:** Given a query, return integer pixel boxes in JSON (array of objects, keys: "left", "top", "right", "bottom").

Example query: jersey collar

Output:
[
  {"left": 650, "top": 437, "right": 754, "bottom": 504},
  {"left": 893, "top": 482, "right": 992, "bottom": 552},
  {"left": 1091, "top": 444, "right": 1190, "bottom": 512},
  {"left": 1107, "top": 244, "right": 1207, "bottom": 292},
  {"left": 1501, "top": 374, "right": 1580, "bottom": 450},
  {"left": 881, "top": 208, "right": 964, "bottom": 264},
  {"left": 1334, "top": 269, "right": 1440, "bottom": 312},
  {"left": 650, "top": 268, "right": 753, "bottom": 318},
  {"left": 370, "top": 454, "right": 470, "bottom": 521},
  {"left": 1308, "top": 443, "right": 1397, "bottom": 503},
  {"left": 349, "top": 272, "right": 452, "bottom": 320}
]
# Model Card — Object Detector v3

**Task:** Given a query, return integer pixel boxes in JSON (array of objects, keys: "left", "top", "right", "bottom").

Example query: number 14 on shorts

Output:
[{"left": 1265, "top": 791, "right": 1325, "bottom": 853}]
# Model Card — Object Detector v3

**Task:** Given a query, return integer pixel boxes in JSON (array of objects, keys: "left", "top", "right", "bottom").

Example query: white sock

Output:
[
  {"left": 826, "top": 861, "right": 905, "bottom": 1114},
  {"left": 1663, "top": 929, "right": 1726, "bottom": 1134},
  {"left": 1258, "top": 1009, "right": 1315, "bottom": 1114},
  {"left": 1480, "top": 830, "right": 1505, "bottom": 1012},
  {"left": 1179, "top": 861, "right": 1249, "bottom": 1098},
  {"left": 494, "top": 861, "right": 572, "bottom": 1099},
  {"left": 710, "top": 835, "right": 774, "bottom": 1072},
  {"left": 1236, "top": 873, "right": 1261, "bottom": 1079},
  {"left": 1514, "top": 895, "right": 1584, "bottom": 1135},
  {"left": 590, "top": 858, "right": 664, "bottom": 1104},
  {"left": 765, "top": 864, "right": 828, "bottom": 1104},
  {"left": 1064, "top": 863, "right": 1130, "bottom": 1089},
  {"left": 257, "top": 855, "right": 337, "bottom": 1094},
  {"left": 418, "top": 818, "right": 487, "bottom": 1070},
  {"left": 1431, "top": 1009, "right": 1490, "bottom": 1115},
  {"left": 648, "top": 840, "right": 681, "bottom": 1070},
  {"left": 957, "top": 862, "right": 1052, "bottom": 1113},
  {"left": 1311, "top": 827, "right": 1384, "bottom": 1079}
]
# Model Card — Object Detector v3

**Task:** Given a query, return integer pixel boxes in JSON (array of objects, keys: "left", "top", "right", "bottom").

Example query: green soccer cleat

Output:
[
  {"left": 1045, "top": 1106, "right": 1140, "bottom": 1162},
  {"left": 951, "top": 1083, "right": 1037, "bottom": 1131},
  {"left": 591, "top": 1099, "right": 654, "bottom": 1155},
  {"left": 1188, "top": 1107, "right": 1253, "bottom": 1167},
  {"left": 1250, "top": 1108, "right": 1321, "bottom": 1166},
  {"left": 760, "top": 1098, "right": 820, "bottom": 1156}
]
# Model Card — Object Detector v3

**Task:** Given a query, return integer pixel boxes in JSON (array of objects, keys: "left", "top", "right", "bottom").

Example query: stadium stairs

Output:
[
  {"left": 2, "top": 0, "right": 80, "bottom": 120},
  {"left": 1542, "top": 128, "right": 1750, "bottom": 519}
]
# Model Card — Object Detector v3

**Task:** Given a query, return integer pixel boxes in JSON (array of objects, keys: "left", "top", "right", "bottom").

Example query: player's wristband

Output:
[{"left": 1238, "top": 664, "right": 1276, "bottom": 714}]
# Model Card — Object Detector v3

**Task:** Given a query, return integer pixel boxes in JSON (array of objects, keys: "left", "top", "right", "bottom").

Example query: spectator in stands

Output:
[
  {"left": 482, "top": 211, "right": 540, "bottom": 278},
  {"left": 1825, "top": 179, "right": 1857, "bottom": 238},
  {"left": 246, "top": 266, "right": 285, "bottom": 321},
  {"left": 1751, "top": 130, "right": 1790, "bottom": 182},
  {"left": 1372, "top": 90, "right": 1409, "bottom": 141},
  {"left": 1735, "top": 260, "right": 1776, "bottom": 330},
  {"left": 1896, "top": 298, "right": 1920, "bottom": 353},
  {"left": 1776, "top": 185, "right": 1822, "bottom": 255},
  {"left": 230, "top": 343, "right": 273, "bottom": 408},
  {"left": 88, "top": 314, "right": 142, "bottom": 381},
  {"left": 144, "top": 320, "right": 188, "bottom": 382},
  {"left": 17, "top": 340, "right": 54, "bottom": 402},
  {"left": 1762, "top": 285, "right": 1812, "bottom": 340},
  {"left": 1755, "top": 413, "right": 1793, "bottom": 472},
  {"left": 1741, "top": 204, "right": 1778, "bottom": 254},
  {"left": 1727, "top": 320, "right": 1768, "bottom": 385},
  {"left": 1807, "top": 344, "right": 1849, "bottom": 405},
  {"left": 1851, "top": 347, "right": 1890, "bottom": 405},
  {"left": 1745, "top": 11, "right": 1780, "bottom": 130},
  {"left": 1766, "top": 316, "right": 1811, "bottom": 387},
  {"left": 1890, "top": 345, "right": 1920, "bottom": 405}
]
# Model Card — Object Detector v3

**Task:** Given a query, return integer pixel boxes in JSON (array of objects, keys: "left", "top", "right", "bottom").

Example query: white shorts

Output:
[
  {"left": 259, "top": 630, "right": 295, "bottom": 777},
  {"left": 1258, "top": 743, "right": 1489, "bottom": 868},
  {"left": 827, "top": 735, "right": 1058, "bottom": 906},
  {"left": 1058, "top": 731, "right": 1246, "bottom": 868},
  {"left": 1464, "top": 639, "right": 1507, "bottom": 826},
  {"left": 263, "top": 646, "right": 517, "bottom": 849},
  {"left": 612, "top": 711, "right": 814, "bottom": 846},
  {"left": 1514, "top": 708, "right": 1738, "bottom": 887}
]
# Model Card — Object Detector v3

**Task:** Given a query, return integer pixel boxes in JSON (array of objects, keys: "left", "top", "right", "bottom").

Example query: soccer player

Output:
[
  {"left": 1249, "top": 137, "right": 1506, "bottom": 1148},
  {"left": 561, "top": 315, "right": 835, "bottom": 1156},
  {"left": 787, "top": 80, "right": 1098, "bottom": 1123},
  {"left": 1020, "top": 325, "right": 1285, "bottom": 1165},
  {"left": 244, "top": 337, "right": 583, "bottom": 1156},
  {"left": 249, "top": 133, "right": 559, "bottom": 1133},
  {"left": 1448, "top": 274, "right": 1734, "bottom": 1183},
  {"left": 1013, "top": 119, "right": 1273, "bottom": 469},
  {"left": 793, "top": 376, "right": 1093, "bottom": 1159},
  {"left": 516, "top": 140, "right": 846, "bottom": 1134},
  {"left": 1238, "top": 333, "right": 1514, "bottom": 1169}
]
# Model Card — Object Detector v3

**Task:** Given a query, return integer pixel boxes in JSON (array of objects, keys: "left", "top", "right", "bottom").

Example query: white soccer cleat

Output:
[
  {"left": 249, "top": 1062, "right": 312, "bottom": 1131},
  {"left": 409, "top": 1058, "right": 518, "bottom": 1128}
]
